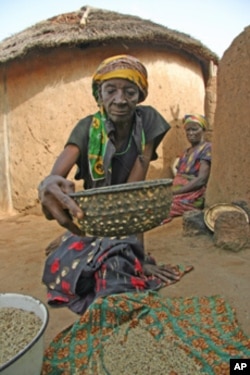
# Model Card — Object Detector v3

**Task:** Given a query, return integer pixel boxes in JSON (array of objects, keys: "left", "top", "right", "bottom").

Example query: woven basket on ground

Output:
[{"left": 70, "top": 179, "right": 173, "bottom": 237}]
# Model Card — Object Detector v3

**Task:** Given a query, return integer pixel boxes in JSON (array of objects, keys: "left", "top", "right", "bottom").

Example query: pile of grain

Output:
[
  {"left": 0, "top": 307, "right": 42, "bottom": 367},
  {"left": 102, "top": 321, "right": 202, "bottom": 375}
]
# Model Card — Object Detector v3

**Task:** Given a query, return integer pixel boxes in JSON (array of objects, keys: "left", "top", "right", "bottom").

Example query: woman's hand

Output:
[
  {"left": 143, "top": 263, "right": 181, "bottom": 284},
  {"left": 38, "top": 175, "right": 84, "bottom": 235}
]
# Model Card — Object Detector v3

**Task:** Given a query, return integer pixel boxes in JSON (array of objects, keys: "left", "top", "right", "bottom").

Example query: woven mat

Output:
[{"left": 42, "top": 292, "right": 250, "bottom": 375}]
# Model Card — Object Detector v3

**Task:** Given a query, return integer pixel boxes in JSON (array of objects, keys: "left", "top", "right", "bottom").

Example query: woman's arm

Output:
[
  {"left": 126, "top": 139, "right": 181, "bottom": 282},
  {"left": 38, "top": 144, "right": 84, "bottom": 234},
  {"left": 51, "top": 144, "right": 80, "bottom": 177},
  {"left": 173, "top": 160, "right": 211, "bottom": 195},
  {"left": 127, "top": 141, "right": 154, "bottom": 182}
]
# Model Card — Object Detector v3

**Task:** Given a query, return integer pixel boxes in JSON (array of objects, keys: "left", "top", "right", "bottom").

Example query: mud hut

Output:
[{"left": 0, "top": 6, "right": 218, "bottom": 215}]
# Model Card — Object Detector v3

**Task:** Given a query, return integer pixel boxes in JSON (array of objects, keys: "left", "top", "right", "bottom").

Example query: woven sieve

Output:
[{"left": 70, "top": 179, "right": 173, "bottom": 237}]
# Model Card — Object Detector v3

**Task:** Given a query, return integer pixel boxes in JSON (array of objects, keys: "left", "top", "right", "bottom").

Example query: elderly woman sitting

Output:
[{"left": 162, "top": 114, "right": 211, "bottom": 224}]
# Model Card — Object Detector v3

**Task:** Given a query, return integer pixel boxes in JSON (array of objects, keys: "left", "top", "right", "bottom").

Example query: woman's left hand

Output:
[{"left": 143, "top": 263, "right": 181, "bottom": 283}]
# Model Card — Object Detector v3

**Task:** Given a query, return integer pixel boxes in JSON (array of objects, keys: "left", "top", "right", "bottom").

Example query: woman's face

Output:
[
  {"left": 185, "top": 122, "right": 204, "bottom": 145},
  {"left": 99, "top": 78, "right": 140, "bottom": 124}
]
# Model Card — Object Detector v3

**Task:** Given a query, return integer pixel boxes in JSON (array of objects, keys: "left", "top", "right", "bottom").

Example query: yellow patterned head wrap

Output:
[
  {"left": 183, "top": 114, "right": 208, "bottom": 130},
  {"left": 92, "top": 54, "right": 148, "bottom": 104}
]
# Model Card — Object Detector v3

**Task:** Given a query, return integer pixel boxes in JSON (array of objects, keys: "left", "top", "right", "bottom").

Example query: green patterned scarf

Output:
[
  {"left": 88, "top": 110, "right": 145, "bottom": 183},
  {"left": 88, "top": 111, "right": 109, "bottom": 181}
]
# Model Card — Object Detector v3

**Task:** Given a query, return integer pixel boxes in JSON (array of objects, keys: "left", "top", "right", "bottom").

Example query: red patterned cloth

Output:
[{"left": 42, "top": 232, "right": 193, "bottom": 314}]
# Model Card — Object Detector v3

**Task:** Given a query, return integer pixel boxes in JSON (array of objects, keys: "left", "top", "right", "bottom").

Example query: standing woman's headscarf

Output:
[
  {"left": 92, "top": 54, "right": 148, "bottom": 105},
  {"left": 183, "top": 114, "right": 208, "bottom": 130}
]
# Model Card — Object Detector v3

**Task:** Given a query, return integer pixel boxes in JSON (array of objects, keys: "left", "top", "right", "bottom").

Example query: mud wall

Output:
[{"left": 206, "top": 26, "right": 250, "bottom": 206}]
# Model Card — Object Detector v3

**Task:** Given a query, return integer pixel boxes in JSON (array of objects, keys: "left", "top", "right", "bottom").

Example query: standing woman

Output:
[
  {"left": 38, "top": 55, "right": 183, "bottom": 314},
  {"left": 39, "top": 55, "right": 170, "bottom": 234},
  {"left": 162, "top": 114, "right": 211, "bottom": 223}
]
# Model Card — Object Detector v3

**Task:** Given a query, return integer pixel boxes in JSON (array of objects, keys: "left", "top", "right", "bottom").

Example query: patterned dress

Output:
[{"left": 169, "top": 141, "right": 211, "bottom": 218}]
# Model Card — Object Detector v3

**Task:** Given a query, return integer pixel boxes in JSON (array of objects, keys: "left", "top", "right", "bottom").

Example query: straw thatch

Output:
[{"left": 0, "top": 6, "right": 218, "bottom": 79}]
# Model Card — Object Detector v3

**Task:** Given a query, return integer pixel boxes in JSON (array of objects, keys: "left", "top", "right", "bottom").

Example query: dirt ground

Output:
[{"left": 0, "top": 214, "right": 250, "bottom": 349}]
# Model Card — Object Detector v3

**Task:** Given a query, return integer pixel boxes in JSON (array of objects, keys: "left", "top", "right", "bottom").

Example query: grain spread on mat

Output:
[{"left": 101, "top": 321, "right": 202, "bottom": 375}]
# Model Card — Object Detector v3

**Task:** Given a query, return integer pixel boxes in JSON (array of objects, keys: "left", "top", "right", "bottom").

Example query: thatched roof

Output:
[{"left": 0, "top": 6, "right": 219, "bottom": 72}]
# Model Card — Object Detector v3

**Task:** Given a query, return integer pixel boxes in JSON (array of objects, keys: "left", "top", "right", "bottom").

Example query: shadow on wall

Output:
[
  {"left": 148, "top": 104, "right": 189, "bottom": 180},
  {"left": 163, "top": 105, "right": 189, "bottom": 177}
]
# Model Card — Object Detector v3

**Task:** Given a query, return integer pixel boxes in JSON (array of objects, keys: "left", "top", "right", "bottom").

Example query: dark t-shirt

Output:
[{"left": 66, "top": 105, "right": 170, "bottom": 189}]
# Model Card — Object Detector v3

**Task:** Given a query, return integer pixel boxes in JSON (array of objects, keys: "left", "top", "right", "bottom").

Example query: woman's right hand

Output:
[{"left": 38, "top": 175, "right": 84, "bottom": 235}]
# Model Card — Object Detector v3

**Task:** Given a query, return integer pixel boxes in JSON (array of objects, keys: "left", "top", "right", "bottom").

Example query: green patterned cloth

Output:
[
  {"left": 88, "top": 111, "right": 109, "bottom": 181},
  {"left": 42, "top": 292, "right": 250, "bottom": 375},
  {"left": 88, "top": 111, "right": 145, "bottom": 183}
]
